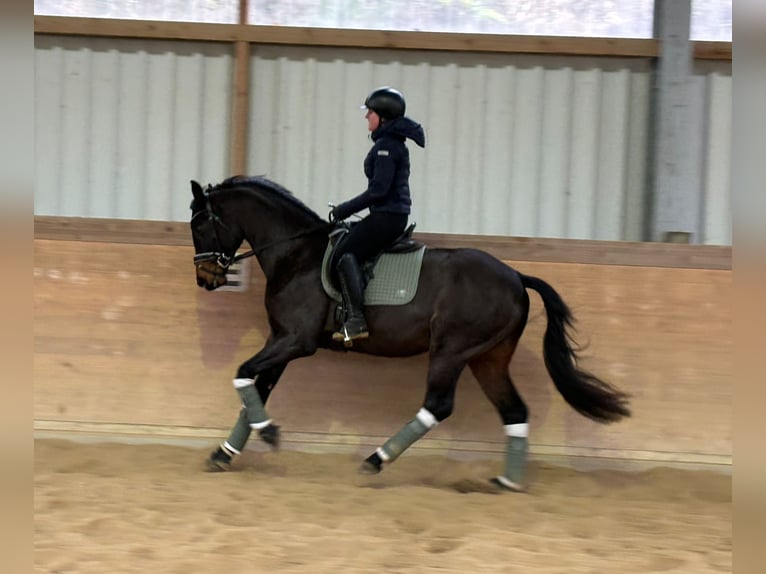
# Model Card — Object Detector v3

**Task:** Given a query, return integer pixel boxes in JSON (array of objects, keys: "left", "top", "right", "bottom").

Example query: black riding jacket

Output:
[{"left": 338, "top": 117, "right": 426, "bottom": 217}]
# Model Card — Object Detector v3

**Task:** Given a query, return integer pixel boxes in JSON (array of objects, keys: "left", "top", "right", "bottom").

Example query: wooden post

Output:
[{"left": 229, "top": 0, "right": 250, "bottom": 176}]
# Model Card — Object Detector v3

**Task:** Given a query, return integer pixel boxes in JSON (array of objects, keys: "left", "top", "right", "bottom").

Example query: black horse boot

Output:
[{"left": 332, "top": 253, "right": 369, "bottom": 343}]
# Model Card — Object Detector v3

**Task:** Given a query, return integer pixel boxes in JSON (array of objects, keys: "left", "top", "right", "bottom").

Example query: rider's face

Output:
[{"left": 365, "top": 109, "right": 380, "bottom": 132}]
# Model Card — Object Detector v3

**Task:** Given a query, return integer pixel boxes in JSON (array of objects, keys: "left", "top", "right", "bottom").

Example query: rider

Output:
[{"left": 330, "top": 86, "right": 426, "bottom": 342}]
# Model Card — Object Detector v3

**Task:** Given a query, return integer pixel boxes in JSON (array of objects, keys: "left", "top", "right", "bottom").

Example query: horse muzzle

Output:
[{"left": 195, "top": 259, "right": 229, "bottom": 290}]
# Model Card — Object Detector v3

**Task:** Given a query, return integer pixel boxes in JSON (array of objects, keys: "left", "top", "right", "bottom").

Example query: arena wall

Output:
[
  {"left": 34, "top": 26, "right": 731, "bottom": 244},
  {"left": 33, "top": 219, "right": 731, "bottom": 472}
]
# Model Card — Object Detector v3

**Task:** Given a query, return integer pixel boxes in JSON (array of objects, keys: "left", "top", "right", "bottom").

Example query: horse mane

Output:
[{"left": 214, "top": 175, "right": 323, "bottom": 223}]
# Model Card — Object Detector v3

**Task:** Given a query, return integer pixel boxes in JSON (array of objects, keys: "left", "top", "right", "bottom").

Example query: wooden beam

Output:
[
  {"left": 34, "top": 16, "right": 244, "bottom": 42},
  {"left": 693, "top": 41, "right": 732, "bottom": 61},
  {"left": 418, "top": 232, "right": 731, "bottom": 270},
  {"left": 33, "top": 216, "right": 731, "bottom": 270},
  {"left": 34, "top": 16, "right": 662, "bottom": 58},
  {"left": 229, "top": 0, "right": 250, "bottom": 176},
  {"left": 34, "top": 216, "right": 191, "bottom": 246}
]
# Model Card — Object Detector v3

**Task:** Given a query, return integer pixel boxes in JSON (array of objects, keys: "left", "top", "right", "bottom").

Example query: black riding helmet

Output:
[{"left": 363, "top": 87, "right": 406, "bottom": 121}]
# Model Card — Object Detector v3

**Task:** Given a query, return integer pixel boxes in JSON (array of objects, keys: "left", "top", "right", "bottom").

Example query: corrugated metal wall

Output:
[
  {"left": 34, "top": 36, "right": 233, "bottom": 221},
  {"left": 33, "top": 36, "right": 731, "bottom": 244},
  {"left": 692, "top": 61, "right": 732, "bottom": 246},
  {"left": 248, "top": 46, "right": 653, "bottom": 241}
]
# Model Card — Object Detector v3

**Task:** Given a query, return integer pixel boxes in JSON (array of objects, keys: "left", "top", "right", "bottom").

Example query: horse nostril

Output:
[{"left": 197, "top": 277, "right": 205, "bottom": 287}]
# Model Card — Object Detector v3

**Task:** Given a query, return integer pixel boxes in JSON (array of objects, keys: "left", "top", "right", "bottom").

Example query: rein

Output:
[
  {"left": 192, "top": 197, "right": 331, "bottom": 270},
  {"left": 224, "top": 222, "right": 333, "bottom": 263}
]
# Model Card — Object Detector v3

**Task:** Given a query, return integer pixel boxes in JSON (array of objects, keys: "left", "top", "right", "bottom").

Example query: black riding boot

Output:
[{"left": 333, "top": 253, "right": 369, "bottom": 342}]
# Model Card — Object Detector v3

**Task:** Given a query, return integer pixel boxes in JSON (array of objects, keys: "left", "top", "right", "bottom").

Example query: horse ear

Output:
[{"left": 191, "top": 180, "right": 205, "bottom": 201}]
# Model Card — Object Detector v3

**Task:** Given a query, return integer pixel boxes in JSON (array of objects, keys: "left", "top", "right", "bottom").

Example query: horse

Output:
[{"left": 190, "top": 175, "right": 631, "bottom": 491}]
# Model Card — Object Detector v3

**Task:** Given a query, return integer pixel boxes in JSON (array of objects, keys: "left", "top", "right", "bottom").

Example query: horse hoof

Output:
[
  {"left": 258, "top": 423, "right": 281, "bottom": 450},
  {"left": 205, "top": 449, "right": 232, "bottom": 472},
  {"left": 205, "top": 459, "right": 230, "bottom": 472},
  {"left": 358, "top": 452, "right": 383, "bottom": 474},
  {"left": 358, "top": 461, "right": 382, "bottom": 474},
  {"left": 490, "top": 476, "right": 526, "bottom": 493}
]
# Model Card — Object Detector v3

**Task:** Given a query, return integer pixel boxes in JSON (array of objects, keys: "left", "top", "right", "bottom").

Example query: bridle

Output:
[
  {"left": 191, "top": 189, "right": 332, "bottom": 274},
  {"left": 191, "top": 195, "right": 249, "bottom": 272}
]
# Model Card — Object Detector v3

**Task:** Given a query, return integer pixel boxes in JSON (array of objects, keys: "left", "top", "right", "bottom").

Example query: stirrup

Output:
[{"left": 332, "top": 323, "right": 369, "bottom": 346}]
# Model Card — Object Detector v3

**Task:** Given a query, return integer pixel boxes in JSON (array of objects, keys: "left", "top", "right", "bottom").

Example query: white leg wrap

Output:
[
  {"left": 493, "top": 475, "right": 525, "bottom": 492},
  {"left": 249, "top": 419, "right": 273, "bottom": 430},
  {"left": 376, "top": 447, "right": 390, "bottom": 462},
  {"left": 233, "top": 377, "right": 255, "bottom": 389},
  {"left": 222, "top": 441, "right": 241, "bottom": 456},
  {"left": 416, "top": 408, "right": 439, "bottom": 429},
  {"left": 504, "top": 423, "right": 529, "bottom": 438}
]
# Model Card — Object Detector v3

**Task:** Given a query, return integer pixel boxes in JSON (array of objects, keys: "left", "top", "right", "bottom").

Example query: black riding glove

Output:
[{"left": 330, "top": 202, "right": 355, "bottom": 222}]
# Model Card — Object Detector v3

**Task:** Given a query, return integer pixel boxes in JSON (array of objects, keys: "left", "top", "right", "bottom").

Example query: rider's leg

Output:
[
  {"left": 332, "top": 253, "right": 369, "bottom": 341},
  {"left": 330, "top": 212, "right": 408, "bottom": 342}
]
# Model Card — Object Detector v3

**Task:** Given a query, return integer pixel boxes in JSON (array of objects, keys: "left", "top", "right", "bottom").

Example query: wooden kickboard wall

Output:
[{"left": 33, "top": 222, "right": 731, "bottom": 470}]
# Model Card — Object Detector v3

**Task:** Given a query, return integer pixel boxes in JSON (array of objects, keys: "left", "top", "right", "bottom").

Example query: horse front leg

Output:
[
  {"left": 206, "top": 363, "right": 287, "bottom": 471},
  {"left": 206, "top": 335, "right": 314, "bottom": 472}
]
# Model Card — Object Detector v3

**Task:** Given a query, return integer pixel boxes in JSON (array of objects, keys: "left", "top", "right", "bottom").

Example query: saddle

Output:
[{"left": 321, "top": 223, "right": 427, "bottom": 306}]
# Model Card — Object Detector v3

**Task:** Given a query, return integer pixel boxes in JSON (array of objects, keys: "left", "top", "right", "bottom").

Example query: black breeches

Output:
[{"left": 330, "top": 211, "right": 408, "bottom": 278}]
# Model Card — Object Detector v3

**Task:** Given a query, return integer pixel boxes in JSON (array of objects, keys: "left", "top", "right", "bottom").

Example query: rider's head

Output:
[{"left": 362, "top": 87, "right": 406, "bottom": 123}]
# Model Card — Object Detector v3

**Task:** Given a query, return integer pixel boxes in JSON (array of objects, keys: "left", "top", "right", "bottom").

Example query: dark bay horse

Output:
[{"left": 190, "top": 176, "right": 630, "bottom": 491}]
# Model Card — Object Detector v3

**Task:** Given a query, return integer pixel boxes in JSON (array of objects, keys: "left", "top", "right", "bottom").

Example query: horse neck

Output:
[
  {"left": 257, "top": 233, "right": 326, "bottom": 284},
  {"left": 229, "top": 190, "right": 325, "bottom": 281}
]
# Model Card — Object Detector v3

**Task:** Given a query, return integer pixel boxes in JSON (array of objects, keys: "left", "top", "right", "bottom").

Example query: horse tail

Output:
[{"left": 520, "top": 274, "right": 631, "bottom": 423}]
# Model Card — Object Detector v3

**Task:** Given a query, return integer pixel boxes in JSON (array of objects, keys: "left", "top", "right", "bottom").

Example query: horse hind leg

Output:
[
  {"left": 359, "top": 357, "right": 463, "bottom": 474},
  {"left": 468, "top": 339, "right": 529, "bottom": 492}
]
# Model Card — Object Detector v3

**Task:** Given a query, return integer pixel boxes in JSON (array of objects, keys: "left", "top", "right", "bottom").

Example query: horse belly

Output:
[{"left": 355, "top": 304, "right": 432, "bottom": 357}]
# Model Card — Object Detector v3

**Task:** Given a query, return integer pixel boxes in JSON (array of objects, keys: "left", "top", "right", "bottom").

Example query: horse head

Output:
[{"left": 189, "top": 180, "right": 244, "bottom": 291}]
